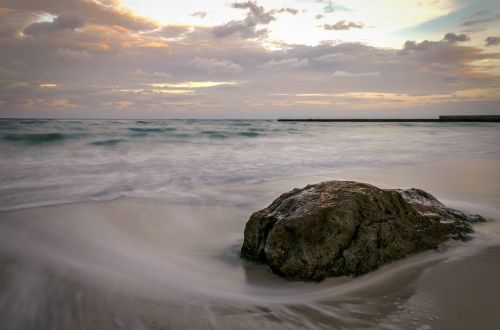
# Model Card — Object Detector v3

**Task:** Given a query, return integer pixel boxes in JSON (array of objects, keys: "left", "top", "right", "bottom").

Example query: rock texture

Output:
[{"left": 240, "top": 181, "right": 484, "bottom": 281}]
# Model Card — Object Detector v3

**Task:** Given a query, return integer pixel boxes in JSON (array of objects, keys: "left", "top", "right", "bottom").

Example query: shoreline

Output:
[{"left": 2, "top": 151, "right": 499, "bottom": 214}]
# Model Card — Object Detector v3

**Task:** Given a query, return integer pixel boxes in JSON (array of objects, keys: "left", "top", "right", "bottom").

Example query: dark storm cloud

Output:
[
  {"left": 485, "top": 36, "right": 500, "bottom": 47},
  {"left": 443, "top": 33, "right": 470, "bottom": 43},
  {"left": 323, "top": 21, "right": 364, "bottom": 31}
]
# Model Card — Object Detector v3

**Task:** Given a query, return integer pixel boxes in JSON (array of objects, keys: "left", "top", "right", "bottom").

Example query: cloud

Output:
[
  {"left": 10, "top": 82, "right": 31, "bottom": 89},
  {"left": 102, "top": 101, "right": 133, "bottom": 110},
  {"left": 443, "top": 33, "right": 470, "bottom": 44},
  {"left": 19, "top": 97, "right": 80, "bottom": 110},
  {"left": 11, "top": 59, "right": 28, "bottom": 67},
  {"left": 462, "top": 14, "right": 500, "bottom": 27},
  {"left": 2, "top": 0, "right": 157, "bottom": 31},
  {"left": 332, "top": 70, "right": 380, "bottom": 78},
  {"left": 212, "top": 1, "right": 298, "bottom": 39},
  {"left": 24, "top": 12, "right": 86, "bottom": 35},
  {"left": 402, "top": 34, "right": 499, "bottom": 65},
  {"left": 402, "top": 39, "right": 478, "bottom": 60},
  {"left": 0, "top": 26, "right": 16, "bottom": 37},
  {"left": 259, "top": 58, "right": 308, "bottom": 70},
  {"left": 316, "top": 53, "right": 354, "bottom": 62},
  {"left": 191, "top": 11, "right": 207, "bottom": 18},
  {"left": 54, "top": 48, "right": 91, "bottom": 61},
  {"left": 1, "top": 2, "right": 499, "bottom": 118},
  {"left": 0, "top": 20, "right": 18, "bottom": 37},
  {"left": 212, "top": 1, "right": 273, "bottom": 39},
  {"left": 320, "top": 1, "right": 351, "bottom": 13},
  {"left": 231, "top": 1, "right": 274, "bottom": 24},
  {"left": 149, "top": 81, "right": 241, "bottom": 88},
  {"left": 0, "top": 67, "right": 25, "bottom": 80},
  {"left": 39, "top": 83, "right": 57, "bottom": 88},
  {"left": 429, "top": 63, "right": 451, "bottom": 72},
  {"left": 462, "top": 17, "right": 492, "bottom": 27},
  {"left": 131, "top": 70, "right": 172, "bottom": 81},
  {"left": 323, "top": 21, "right": 364, "bottom": 31},
  {"left": 150, "top": 25, "right": 191, "bottom": 39},
  {"left": 213, "top": 20, "right": 268, "bottom": 39},
  {"left": 485, "top": 36, "right": 500, "bottom": 47},
  {"left": 402, "top": 40, "right": 433, "bottom": 52},
  {"left": 398, "top": 37, "right": 500, "bottom": 89},
  {"left": 191, "top": 57, "right": 243, "bottom": 73},
  {"left": 273, "top": 8, "right": 299, "bottom": 15}
]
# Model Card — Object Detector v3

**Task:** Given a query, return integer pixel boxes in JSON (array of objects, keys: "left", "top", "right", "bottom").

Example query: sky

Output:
[{"left": 0, "top": 0, "right": 499, "bottom": 119}]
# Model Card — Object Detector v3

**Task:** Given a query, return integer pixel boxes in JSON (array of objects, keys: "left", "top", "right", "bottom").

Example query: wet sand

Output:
[
  {"left": 1, "top": 155, "right": 499, "bottom": 329},
  {"left": 375, "top": 245, "right": 500, "bottom": 329}
]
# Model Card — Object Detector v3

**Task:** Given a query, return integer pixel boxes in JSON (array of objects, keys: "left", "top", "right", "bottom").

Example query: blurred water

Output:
[
  {"left": 1, "top": 119, "right": 499, "bottom": 210},
  {"left": 1, "top": 119, "right": 500, "bottom": 329}
]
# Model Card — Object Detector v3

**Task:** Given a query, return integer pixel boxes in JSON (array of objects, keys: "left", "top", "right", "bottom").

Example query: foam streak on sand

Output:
[{"left": 0, "top": 185, "right": 499, "bottom": 329}]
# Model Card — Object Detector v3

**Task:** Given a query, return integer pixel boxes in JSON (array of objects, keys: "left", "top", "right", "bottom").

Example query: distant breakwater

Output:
[{"left": 278, "top": 115, "right": 500, "bottom": 123}]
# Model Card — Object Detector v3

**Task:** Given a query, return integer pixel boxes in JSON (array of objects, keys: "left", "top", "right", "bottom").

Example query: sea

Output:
[{"left": 1, "top": 119, "right": 499, "bottom": 211}]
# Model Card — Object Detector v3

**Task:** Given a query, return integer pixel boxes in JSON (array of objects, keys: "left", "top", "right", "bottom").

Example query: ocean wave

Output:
[
  {"left": 90, "top": 139, "right": 125, "bottom": 146},
  {"left": 237, "top": 131, "right": 260, "bottom": 137},
  {"left": 128, "top": 127, "right": 177, "bottom": 133},
  {"left": 1, "top": 133, "right": 81, "bottom": 144},
  {"left": 201, "top": 131, "right": 228, "bottom": 139},
  {"left": 18, "top": 119, "right": 53, "bottom": 125}
]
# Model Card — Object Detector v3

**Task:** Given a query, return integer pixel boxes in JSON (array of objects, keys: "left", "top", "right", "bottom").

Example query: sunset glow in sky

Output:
[{"left": 1, "top": 0, "right": 499, "bottom": 118}]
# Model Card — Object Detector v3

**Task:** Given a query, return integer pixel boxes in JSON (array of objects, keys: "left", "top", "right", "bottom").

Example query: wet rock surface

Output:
[{"left": 240, "top": 181, "right": 484, "bottom": 281}]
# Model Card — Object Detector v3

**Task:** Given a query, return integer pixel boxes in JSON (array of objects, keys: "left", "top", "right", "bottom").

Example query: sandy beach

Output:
[{"left": 1, "top": 152, "right": 499, "bottom": 329}]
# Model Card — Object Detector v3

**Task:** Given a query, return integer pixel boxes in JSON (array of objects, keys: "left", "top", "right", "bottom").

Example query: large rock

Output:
[{"left": 240, "top": 181, "right": 484, "bottom": 281}]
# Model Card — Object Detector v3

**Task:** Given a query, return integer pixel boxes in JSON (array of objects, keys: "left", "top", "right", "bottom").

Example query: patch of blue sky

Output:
[{"left": 394, "top": 0, "right": 500, "bottom": 41}]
